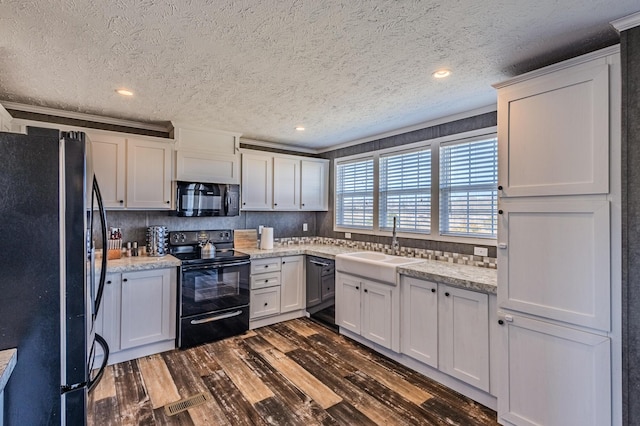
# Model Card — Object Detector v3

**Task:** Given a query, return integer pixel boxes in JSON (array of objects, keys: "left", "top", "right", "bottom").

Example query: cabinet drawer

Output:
[
  {"left": 251, "top": 271, "right": 281, "bottom": 290},
  {"left": 251, "top": 257, "right": 282, "bottom": 274},
  {"left": 250, "top": 287, "right": 281, "bottom": 319}
]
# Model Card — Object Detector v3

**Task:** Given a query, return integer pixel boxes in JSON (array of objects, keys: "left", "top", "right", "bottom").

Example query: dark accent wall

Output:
[
  {"left": 316, "top": 111, "right": 498, "bottom": 258},
  {"left": 8, "top": 110, "right": 171, "bottom": 139},
  {"left": 621, "top": 26, "right": 640, "bottom": 426}
]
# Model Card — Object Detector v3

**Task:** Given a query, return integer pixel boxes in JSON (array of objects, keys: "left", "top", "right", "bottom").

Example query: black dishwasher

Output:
[{"left": 306, "top": 256, "right": 336, "bottom": 328}]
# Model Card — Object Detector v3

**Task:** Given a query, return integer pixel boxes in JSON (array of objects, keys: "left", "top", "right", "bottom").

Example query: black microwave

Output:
[{"left": 175, "top": 181, "right": 240, "bottom": 217}]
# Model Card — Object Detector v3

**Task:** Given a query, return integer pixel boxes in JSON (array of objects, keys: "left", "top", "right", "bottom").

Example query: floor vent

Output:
[{"left": 164, "top": 392, "right": 211, "bottom": 416}]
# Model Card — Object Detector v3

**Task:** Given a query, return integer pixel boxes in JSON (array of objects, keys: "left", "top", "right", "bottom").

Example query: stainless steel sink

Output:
[{"left": 335, "top": 251, "right": 424, "bottom": 284}]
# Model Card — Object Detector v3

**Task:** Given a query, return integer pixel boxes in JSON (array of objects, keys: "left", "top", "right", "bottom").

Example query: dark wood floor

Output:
[{"left": 88, "top": 318, "right": 498, "bottom": 425}]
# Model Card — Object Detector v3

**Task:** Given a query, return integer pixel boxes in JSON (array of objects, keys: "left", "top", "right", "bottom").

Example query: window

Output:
[
  {"left": 335, "top": 158, "right": 374, "bottom": 229},
  {"left": 379, "top": 148, "right": 431, "bottom": 233},
  {"left": 439, "top": 138, "right": 498, "bottom": 238}
]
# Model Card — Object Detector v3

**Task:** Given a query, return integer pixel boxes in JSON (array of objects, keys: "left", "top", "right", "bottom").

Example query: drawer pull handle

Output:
[
  {"left": 264, "top": 302, "right": 268, "bottom": 306},
  {"left": 431, "top": 288, "right": 436, "bottom": 293},
  {"left": 355, "top": 286, "right": 359, "bottom": 290},
  {"left": 265, "top": 279, "right": 269, "bottom": 283},
  {"left": 364, "top": 289, "right": 368, "bottom": 293},
  {"left": 123, "top": 278, "right": 128, "bottom": 282},
  {"left": 445, "top": 292, "right": 450, "bottom": 297},
  {"left": 107, "top": 280, "right": 112, "bottom": 285},
  {"left": 190, "top": 310, "right": 243, "bottom": 325}
]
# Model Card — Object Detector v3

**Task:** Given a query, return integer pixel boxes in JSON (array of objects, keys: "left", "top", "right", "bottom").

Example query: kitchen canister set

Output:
[{"left": 146, "top": 225, "right": 169, "bottom": 257}]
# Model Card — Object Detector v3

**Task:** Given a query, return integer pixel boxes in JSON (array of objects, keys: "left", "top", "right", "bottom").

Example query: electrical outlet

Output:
[
  {"left": 303, "top": 223, "right": 308, "bottom": 232},
  {"left": 258, "top": 225, "right": 264, "bottom": 235},
  {"left": 474, "top": 246, "right": 488, "bottom": 257},
  {"left": 345, "top": 232, "right": 351, "bottom": 239}
]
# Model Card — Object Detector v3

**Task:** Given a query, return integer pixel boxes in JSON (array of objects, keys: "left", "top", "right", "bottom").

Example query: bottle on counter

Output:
[
  {"left": 132, "top": 241, "right": 139, "bottom": 257},
  {"left": 126, "top": 242, "right": 132, "bottom": 257}
]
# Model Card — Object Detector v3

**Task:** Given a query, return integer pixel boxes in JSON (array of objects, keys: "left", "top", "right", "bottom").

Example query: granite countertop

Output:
[
  {"left": 97, "top": 254, "right": 181, "bottom": 274},
  {"left": 238, "top": 244, "right": 497, "bottom": 295},
  {"left": 0, "top": 348, "right": 17, "bottom": 393}
]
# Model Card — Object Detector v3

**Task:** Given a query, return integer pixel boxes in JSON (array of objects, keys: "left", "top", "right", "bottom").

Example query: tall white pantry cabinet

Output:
[{"left": 493, "top": 45, "right": 621, "bottom": 426}]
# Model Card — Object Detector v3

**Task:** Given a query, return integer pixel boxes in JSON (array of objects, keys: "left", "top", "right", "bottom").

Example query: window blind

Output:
[
  {"left": 336, "top": 158, "right": 374, "bottom": 229},
  {"left": 439, "top": 138, "right": 498, "bottom": 238},
  {"left": 379, "top": 148, "right": 431, "bottom": 233}
]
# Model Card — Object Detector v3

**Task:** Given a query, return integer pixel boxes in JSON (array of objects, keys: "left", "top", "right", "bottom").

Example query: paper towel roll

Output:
[{"left": 260, "top": 227, "right": 274, "bottom": 249}]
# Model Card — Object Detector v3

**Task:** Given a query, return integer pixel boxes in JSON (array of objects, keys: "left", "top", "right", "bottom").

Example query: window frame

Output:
[{"left": 333, "top": 127, "right": 498, "bottom": 246}]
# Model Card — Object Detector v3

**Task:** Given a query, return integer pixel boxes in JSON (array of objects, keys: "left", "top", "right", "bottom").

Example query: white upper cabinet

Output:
[
  {"left": 495, "top": 58, "right": 611, "bottom": 197},
  {"left": 300, "top": 159, "right": 329, "bottom": 211},
  {"left": 0, "top": 103, "right": 13, "bottom": 132},
  {"left": 498, "top": 199, "right": 611, "bottom": 331},
  {"left": 91, "top": 134, "right": 126, "bottom": 208},
  {"left": 273, "top": 157, "right": 300, "bottom": 210},
  {"left": 173, "top": 125, "right": 241, "bottom": 184},
  {"left": 242, "top": 152, "right": 273, "bottom": 210},
  {"left": 126, "top": 138, "right": 173, "bottom": 209},
  {"left": 241, "top": 150, "right": 329, "bottom": 211}
]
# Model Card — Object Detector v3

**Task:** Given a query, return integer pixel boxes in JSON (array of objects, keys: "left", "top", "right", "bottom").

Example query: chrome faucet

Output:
[{"left": 391, "top": 216, "right": 400, "bottom": 255}]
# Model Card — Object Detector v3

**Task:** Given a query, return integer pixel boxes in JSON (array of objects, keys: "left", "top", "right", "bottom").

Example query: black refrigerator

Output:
[{"left": 0, "top": 128, "right": 109, "bottom": 425}]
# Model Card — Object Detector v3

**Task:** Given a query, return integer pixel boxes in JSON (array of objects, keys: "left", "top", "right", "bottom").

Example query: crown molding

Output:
[
  {"left": 611, "top": 11, "right": 640, "bottom": 32},
  {"left": 239, "top": 137, "right": 318, "bottom": 154},
  {"left": 1, "top": 101, "right": 170, "bottom": 133}
]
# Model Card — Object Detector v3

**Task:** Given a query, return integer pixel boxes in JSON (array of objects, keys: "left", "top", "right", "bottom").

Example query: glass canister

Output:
[{"left": 146, "top": 225, "right": 168, "bottom": 257}]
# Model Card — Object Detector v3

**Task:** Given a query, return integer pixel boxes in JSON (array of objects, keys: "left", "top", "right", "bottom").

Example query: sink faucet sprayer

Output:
[{"left": 392, "top": 216, "right": 400, "bottom": 255}]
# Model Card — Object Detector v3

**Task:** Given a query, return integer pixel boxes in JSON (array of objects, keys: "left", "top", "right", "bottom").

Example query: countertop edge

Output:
[
  {"left": 397, "top": 266, "right": 497, "bottom": 295},
  {"left": 0, "top": 348, "right": 17, "bottom": 393},
  {"left": 100, "top": 255, "right": 181, "bottom": 274}
]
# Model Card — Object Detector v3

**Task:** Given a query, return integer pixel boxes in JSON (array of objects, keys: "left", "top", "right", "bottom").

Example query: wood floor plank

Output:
[
  {"left": 347, "top": 370, "right": 445, "bottom": 425},
  {"left": 202, "top": 370, "right": 268, "bottom": 426},
  {"left": 255, "top": 325, "right": 298, "bottom": 353},
  {"left": 137, "top": 354, "right": 182, "bottom": 409},
  {"left": 287, "top": 348, "right": 410, "bottom": 425},
  {"left": 258, "top": 346, "right": 343, "bottom": 409},
  {"left": 151, "top": 407, "right": 195, "bottom": 426},
  {"left": 240, "top": 329, "right": 258, "bottom": 339},
  {"left": 325, "top": 401, "right": 377, "bottom": 426},
  {"left": 113, "top": 360, "right": 155, "bottom": 426},
  {"left": 282, "top": 317, "right": 320, "bottom": 337},
  {"left": 161, "top": 350, "right": 232, "bottom": 426},
  {"left": 208, "top": 338, "right": 275, "bottom": 404},
  {"left": 88, "top": 396, "right": 120, "bottom": 426},
  {"left": 238, "top": 339, "right": 339, "bottom": 425},
  {"left": 183, "top": 344, "right": 223, "bottom": 377},
  {"left": 309, "top": 332, "right": 433, "bottom": 405},
  {"left": 92, "top": 364, "right": 117, "bottom": 400}
]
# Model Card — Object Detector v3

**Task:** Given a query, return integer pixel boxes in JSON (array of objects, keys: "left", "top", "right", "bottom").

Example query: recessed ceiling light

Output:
[
  {"left": 295, "top": 126, "right": 305, "bottom": 131},
  {"left": 116, "top": 89, "right": 134, "bottom": 96},
  {"left": 432, "top": 69, "right": 451, "bottom": 79}
]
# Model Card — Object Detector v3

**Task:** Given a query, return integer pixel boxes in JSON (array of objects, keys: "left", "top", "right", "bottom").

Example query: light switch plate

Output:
[
  {"left": 303, "top": 223, "right": 308, "bottom": 231},
  {"left": 474, "top": 246, "right": 488, "bottom": 257},
  {"left": 345, "top": 232, "right": 351, "bottom": 239}
]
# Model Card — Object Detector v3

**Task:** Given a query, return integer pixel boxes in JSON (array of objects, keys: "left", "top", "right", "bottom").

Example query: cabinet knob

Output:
[
  {"left": 119, "top": 200, "right": 124, "bottom": 203},
  {"left": 123, "top": 278, "right": 128, "bottom": 282},
  {"left": 445, "top": 292, "right": 450, "bottom": 297},
  {"left": 264, "top": 302, "right": 268, "bottom": 306},
  {"left": 166, "top": 201, "right": 170, "bottom": 204},
  {"left": 498, "top": 209, "right": 504, "bottom": 215},
  {"left": 265, "top": 279, "right": 269, "bottom": 283},
  {"left": 274, "top": 203, "right": 278, "bottom": 206},
  {"left": 107, "top": 280, "right": 112, "bottom": 285},
  {"left": 327, "top": 287, "right": 331, "bottom": 291},
  {"left": 498, "top": 319, "right": 505, "bottom": 325},
  {"left": 302, "top": 203, "right": 305, "bottom": 206},
  {"left": 355, "top": 286, "right": 359, "bottom": 290},
  {"left": 498, "top": 185, "right": 503, "bottom": 190},
  {"left": 282, "top": 261, "right": 285, "bottom": 264},
  {"left": 364, "top": 289, "right": 368, "bottom": 293},
  {"left": 265, "top": 265, "right": 269, "bottom": 268},
  {"left": 243, "top": 202, "right": 246, "bottom": 205},
  {"left": 431, "top": 288, "right": 436, "bottom": 293}
]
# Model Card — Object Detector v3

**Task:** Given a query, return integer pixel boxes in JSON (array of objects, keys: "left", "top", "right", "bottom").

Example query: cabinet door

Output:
[
  {"left": 336, "top": 274, "right": 361, "bottom": 334},
  {"left": 241, "top": 153, "right": 273, "bottom": 210},
  {"left": 94, "top": 273, "right": 121, "bottom": 354},
  {"left": 90, "top": 134, "right": 126, "bottom": 209},
  {"left": 250, "top": 286, "right": 281, "bottom": 319},
  {"left": 273, "top": 157, "right": 300, "bottom": 210},
  {"left": 498, "top": 314, "right": 611, "bottom": 426},
  {"left": 176, "top": 150, "right": 240, "bottom": 184},
  {"left": 498, "top": 200, "right": 610, "bottom": 330},
  {"left": 281, "top": 255, "right": 304, "bottom": 313},
  {"left": 362, "top": 280, "right": 393, "bottom": 349},
  {"left": 497, "top": 60, "right": 609, "bottom": 197},
  {"left": 300, "top": 159, "right": 329, "bottom": 211},
  {"left": 401, "top": 276, "right": 438, "bottom": 368},
  {"left": 126, "top": 138, "right": 172, "bottom": 209},
  {"left": 439, "top": 285, "right": 489, "bottom": 391},
  {"left": 120, "top": 269, "right": 173, "bottom": 350}
]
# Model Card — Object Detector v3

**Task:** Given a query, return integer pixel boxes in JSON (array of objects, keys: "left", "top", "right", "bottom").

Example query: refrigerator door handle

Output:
[
  {"left": 87, "top": 333, "right": 109, "bottom": 392},
  {"left": 92, "top": 176, "right": 108, "bottom": 320}
]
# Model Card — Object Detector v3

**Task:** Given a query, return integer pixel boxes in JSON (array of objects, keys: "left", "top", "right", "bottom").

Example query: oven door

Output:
[{"left": 180, "top": 260, "right": 250, "bottom": 317}]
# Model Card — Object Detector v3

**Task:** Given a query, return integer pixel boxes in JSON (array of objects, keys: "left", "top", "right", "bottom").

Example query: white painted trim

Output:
[
  {"left": 492, "top": 45, "right": 620, "bottom": 89},
  {"left": 171, "top": 121, "right": 242, "bottom": 138},
  {"left": 320, "top": 104, "right": 497, "bottom": 153},
  {"left": 1, "top": 101, "right": 170, "bottom": 133},
  {"left": 611, "top": 11, "right": 640, "bottom": 32},
  {"left": 249, "top": 309, "right": 306, "bottom": 329},
  {"left": 240, "top": 137, "right": 318, "bottom": 154}
]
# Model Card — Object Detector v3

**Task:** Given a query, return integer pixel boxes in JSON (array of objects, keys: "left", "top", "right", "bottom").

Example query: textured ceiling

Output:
[{"left": 0, "top": 1, "right": 637, "bottom": 150}]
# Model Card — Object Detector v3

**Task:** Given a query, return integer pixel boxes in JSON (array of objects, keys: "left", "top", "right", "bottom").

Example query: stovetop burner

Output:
[
  {"left": 172, "top": 249, "right": 250, "bottom": 266},
  {"left": 168, "top": 229, "right": 250, "bottom": 266}
]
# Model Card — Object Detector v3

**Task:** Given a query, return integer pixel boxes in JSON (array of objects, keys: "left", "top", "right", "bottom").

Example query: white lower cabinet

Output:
[
  {"left": 401, "top": 277, "right": 438, "bottom": 368},
  {"left": 439, "top": 285, "right": 490, "bottom": 392},
  {"left": 497, "top": 313, "right": 611, "bottom": 426},
  {"left": 400, "top": 276, "right": 492, "bottom": 393},
  {"left": 95, "top": 268, "right": 177, "bottom": 365},
  {"left": 250, "top": 255, "right": 306, "bottom": 328},
  {"left": 336, "top": 272, "right": 395, "bottom": 351}
]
